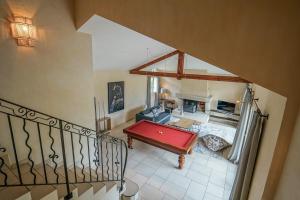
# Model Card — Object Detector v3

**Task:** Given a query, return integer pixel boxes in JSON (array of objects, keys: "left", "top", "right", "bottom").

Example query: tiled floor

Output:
[{"left": 111, "top": 121, "right": 237, "bottom": 200}]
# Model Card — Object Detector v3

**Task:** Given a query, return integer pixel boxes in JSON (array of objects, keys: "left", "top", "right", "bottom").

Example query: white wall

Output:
[
  {"left": 93, "top": 70, "right": 147, "bottom": 128},
  {"left": 248, "top": 84, "right": 287, "bottom": 200}
]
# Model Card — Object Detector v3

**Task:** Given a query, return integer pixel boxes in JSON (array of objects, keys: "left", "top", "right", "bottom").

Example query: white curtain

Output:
[
  {"left": 146, "top": 76, "right": 160, "bottom": 108},
  {"left": 230, "top": 112, "right": 265, "bottom": 200},
  {"left": 228, "top": 87, "right": 253, "bottom": 163}
]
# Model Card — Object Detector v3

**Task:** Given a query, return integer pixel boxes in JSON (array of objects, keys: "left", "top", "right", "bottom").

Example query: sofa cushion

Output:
[{"left": 144, "top": 112, "right": 154, "bottom": 118}]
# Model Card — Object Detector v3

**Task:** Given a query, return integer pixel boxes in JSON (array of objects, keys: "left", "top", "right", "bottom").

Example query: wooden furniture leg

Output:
[
  {"left": 127, "top": 136, "right": 133, "bottom": 149},
  {"left": 178, "top": 154, "right": 185, "bottom": 169},
  {"left": 188, "top": 149, "right": 193, "bottom": 155}
]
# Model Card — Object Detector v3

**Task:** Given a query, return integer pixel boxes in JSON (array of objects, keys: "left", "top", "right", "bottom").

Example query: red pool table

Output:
[{"left": 123, "top": 120, "right": 197, "bottom": 169}]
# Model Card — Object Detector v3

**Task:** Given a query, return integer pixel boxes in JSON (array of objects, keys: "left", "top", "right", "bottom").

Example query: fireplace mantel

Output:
[
  {"left": 176, "top": 93, "right": 212, "bottom": 114},
  {"left": 176, "top": 93, "right": 212, "bottom": 103}
]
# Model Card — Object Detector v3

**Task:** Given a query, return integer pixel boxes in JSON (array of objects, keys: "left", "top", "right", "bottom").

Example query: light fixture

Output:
[
  {"left": 160, "top": 88, "right": 169, "bottom": 99},
  {"left": 10, "top": 16, "right": 37, "bottom": 47}
]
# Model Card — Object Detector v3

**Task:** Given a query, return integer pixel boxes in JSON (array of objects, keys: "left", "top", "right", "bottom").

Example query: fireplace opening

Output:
[{"left": 183, "top": 99, "right": 206, "bottom": 113}]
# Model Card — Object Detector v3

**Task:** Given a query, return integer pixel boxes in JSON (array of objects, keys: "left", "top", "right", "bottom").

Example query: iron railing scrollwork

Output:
[{"left": 0, "top": 98, "right": 128, "bottom": 199}]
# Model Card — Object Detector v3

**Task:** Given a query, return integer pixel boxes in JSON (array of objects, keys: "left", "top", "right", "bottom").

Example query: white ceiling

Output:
[{"left": 79, "top": 15, "right": 234, "bottom": 75}]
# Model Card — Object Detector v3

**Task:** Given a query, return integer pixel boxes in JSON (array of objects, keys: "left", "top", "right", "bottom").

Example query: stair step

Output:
[
  {"left": 14, "top": 163, "right": 58, "bottom": 200},
  {"left": 0, "top": 163, "right": 20, "bottom": 188},
  {"left": 73, "top": 167, "right": 106, "bottom": 196},
  {"left": 0, "top": 186, "right": 31, "bottom": 200},
  {"left": 34, "top": 164, "right": 77, "bottom": 200},
  {"left": 105, "top": 181, "right": 117, "bottom": 192},
  {"left": 0, "top": 151, "right": 12, "bottom": 167},
  {"left": 1, "top": 161, "right": 119, "bottom": 200},
  {"left": 84, "top": 167, "right": 117, "bottom": 190},
  {"left": 28, "top": 185, "right": 57, "bottom": 200},
  {"left": 57, "top": 166, "right": 93, "bottom": 197}
]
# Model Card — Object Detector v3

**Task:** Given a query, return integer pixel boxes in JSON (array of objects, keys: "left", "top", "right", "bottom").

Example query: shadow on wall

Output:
[{"left": 125, "top": 105, "right": 145, "bottom": 122}]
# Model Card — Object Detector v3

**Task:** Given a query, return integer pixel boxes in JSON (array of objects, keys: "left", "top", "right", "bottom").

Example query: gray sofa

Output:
[{"left": 135, "top": 106, "right": 171, "bottom": 124}]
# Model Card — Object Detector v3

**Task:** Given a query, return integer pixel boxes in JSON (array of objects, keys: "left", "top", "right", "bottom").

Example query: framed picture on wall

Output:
[{"left": 108, "top": 81, "right": 124, "bottom": 114}]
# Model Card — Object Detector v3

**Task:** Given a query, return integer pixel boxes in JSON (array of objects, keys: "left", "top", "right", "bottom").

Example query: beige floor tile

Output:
[
  {"left": 140, "top": 184, "right": 164, "bottom": 200},
  {"left": 206, "top": 183, "right": 224, "bottom": 198},
  {"left": 160, "top": 181, "right": 187, "bottom": 199},
  {"left": 147, "top": 175, "right": 166, "bottom": 189},
  {"left": 185, "top": 181, "right": 206, "bottom": 200}
]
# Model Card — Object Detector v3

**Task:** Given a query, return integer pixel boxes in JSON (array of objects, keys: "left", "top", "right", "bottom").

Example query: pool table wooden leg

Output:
[
  {"left": 127, "top": 136, "right": 133, "bottom": 149},
  {"left": 178, "top": 154, "right": 185, "bottom": 169}
]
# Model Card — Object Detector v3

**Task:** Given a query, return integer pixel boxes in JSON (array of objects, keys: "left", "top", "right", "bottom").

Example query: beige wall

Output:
[
  {"left": 0, "top": 0, "right": 95, "bottom": 165},
  {"left": 160, "top": 77, "right": 182, "bottom": 99},
  {"left": 160, "top": 76, "right": 245, "bottom": 112},
  {"left": 208, "top": 81, "right": 246, "bottom": 112},
  {"left": 93, "top": 70, "right": 147, "bottom": 128},
  {"left": 0, "top": 0, "right": 95, "bottom": 128},
  {"left": 274, "top": 108, "right": 300, "bottom": 200},
  {"left": 74, "top": 1, "right": 300, "bottom": 197},
  {"left": 248, "top": 84, "right": 286, "bottom": 200}
]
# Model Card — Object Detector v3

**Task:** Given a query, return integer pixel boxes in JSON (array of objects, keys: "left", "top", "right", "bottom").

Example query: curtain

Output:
[
  {"left": 230, "top": 112, "right": 265, "bottom": 200},
  {"left": 155, "top": 77, "right": 161, "bottom": 106},
  {"left": 228, "top": 87, "right": 253, "bottom": 163},
  {"left": 146, "top": 76, "right": 151, "bottom": 108},
  {"left": 146, "top": 76, "right": 160, "bottom": 108}
]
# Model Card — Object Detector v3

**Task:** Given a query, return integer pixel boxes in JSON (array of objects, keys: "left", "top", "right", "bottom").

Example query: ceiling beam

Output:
[
  {"left": 130, "top": 50, "right": 180, "bottom": 73},
  {"left": 182, "top": 73, "right": 250, "bottom": 83},
  {"left": 130, "top": 70, "right": 178, "bottom": 78},
  {"left": 129, "top": 50, "right": 251, "bottom": 83},
  {"left": 177, "top": 51, "right": 184, "bottom": 80},
  {"left": 130, "top": 70, "right": 250, "bottom": 83}
]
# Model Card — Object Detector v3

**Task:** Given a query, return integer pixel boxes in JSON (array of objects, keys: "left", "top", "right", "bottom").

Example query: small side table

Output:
[{"left": 121, "top": 178, "right": 139, "bottom": 200}]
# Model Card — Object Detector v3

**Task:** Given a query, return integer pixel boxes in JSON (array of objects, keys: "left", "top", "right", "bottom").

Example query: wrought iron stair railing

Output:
[{"left": 0, "top": 98, "right": 128, "bottom": 199}]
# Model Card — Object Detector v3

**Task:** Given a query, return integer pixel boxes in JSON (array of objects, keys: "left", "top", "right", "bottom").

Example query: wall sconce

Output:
[{"left": 10, "top": 16, "right": 37, "bottom": 47}]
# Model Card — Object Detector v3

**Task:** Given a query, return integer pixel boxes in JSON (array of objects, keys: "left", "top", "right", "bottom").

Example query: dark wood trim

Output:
[
  {"left": 130, "top": 70, "right": 178, "bottom": 78},
  {"left": 177, "top": 51, "right": 184, "bottom": 80},
  {"left": 182, "top": 73, "right": 251, "bottom": 83},
  {"left": 130, "top": 70, "right": 251, "bottom": 83},
  {"left": 129, "top": 49, "right": 251, "bottom": 83},
  {"left": 130, "top": 50, "right": 180, "bottom": 73}
]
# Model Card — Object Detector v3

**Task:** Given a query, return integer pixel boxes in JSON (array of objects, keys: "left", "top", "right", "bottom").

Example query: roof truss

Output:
[{"left": 129, "top": 50, "right": 250, "bottom": 83}]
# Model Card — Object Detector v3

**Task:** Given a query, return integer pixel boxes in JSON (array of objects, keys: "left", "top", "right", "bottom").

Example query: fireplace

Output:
[
  {"left": 176, "top": 93, "right": 212, "bottom": 114},
  {"left": 182, "top": 99, "right": 196, "bottom": 113},
  {"left": 183, "top": 99, "right": 206, "bottom": 113}
]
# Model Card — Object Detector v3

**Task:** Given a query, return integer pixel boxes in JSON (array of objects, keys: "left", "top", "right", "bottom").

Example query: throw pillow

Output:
[
  {"left": 202, "top": 134, "right": 230, "bottom": 152},
  {"left": 152, "top": 108, "right": 159, "bottom": 117}
]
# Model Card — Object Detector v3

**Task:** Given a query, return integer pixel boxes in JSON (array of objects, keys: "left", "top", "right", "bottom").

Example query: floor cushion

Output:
[{"left": 202, "top": 134, "right": 230, "bottom": 152}]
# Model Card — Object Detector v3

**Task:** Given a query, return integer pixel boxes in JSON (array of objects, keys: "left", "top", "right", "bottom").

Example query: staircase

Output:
[{"left": 0, "top": 98, "right": 128, "bottom": 200}]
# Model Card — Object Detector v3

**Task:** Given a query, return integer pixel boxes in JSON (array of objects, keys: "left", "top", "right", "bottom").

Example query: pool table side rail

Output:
[
  {"left": 123, "top": 120, "right": 197, "bottom": 155},
  {"left": 127, "top": 119, "right": 196, "bottom": 134}
]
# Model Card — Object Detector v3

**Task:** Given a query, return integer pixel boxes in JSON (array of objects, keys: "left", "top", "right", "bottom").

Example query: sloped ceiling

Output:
[
  {"left": 74, "top": 1, "right": 300, "bottom": 199},
  {"left": 79, "top": 15, "right": 234, "bottom": 75}
]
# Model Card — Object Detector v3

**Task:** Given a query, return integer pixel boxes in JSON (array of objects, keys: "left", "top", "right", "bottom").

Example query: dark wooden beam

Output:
[
  {"left": 129, "top": 49, "right": 251, "bottom": 83},
  {"left": 182, "top": 73, "right": 251, "bottom": 83},
  {"left": 130, "top": 70, "right": 251, "bottom": 83},
  {"left": 130, "top": 70, "right": 178, "bottom": 78},
  {"left": 130, "top": 50, "right": 180, "bottom": 73},
  {"left": 177, "top": 51, "right": 184, "bottom": 80}
]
